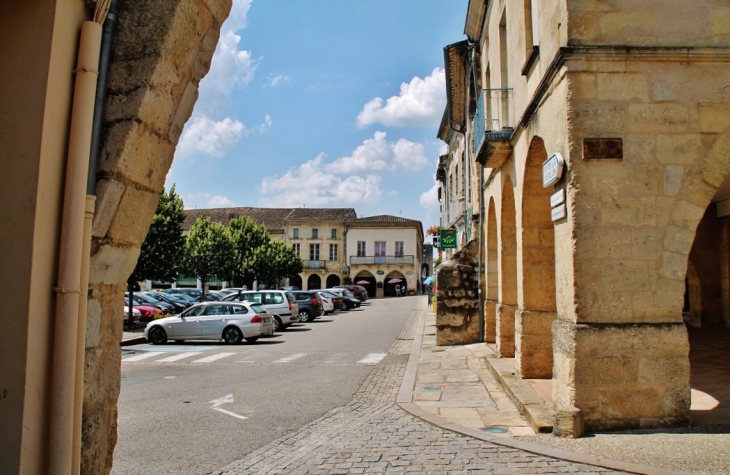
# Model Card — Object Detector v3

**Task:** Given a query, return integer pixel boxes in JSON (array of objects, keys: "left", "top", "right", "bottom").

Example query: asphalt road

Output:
[{"left": 112, "top": 297, "right": 415, "bottom": 475}]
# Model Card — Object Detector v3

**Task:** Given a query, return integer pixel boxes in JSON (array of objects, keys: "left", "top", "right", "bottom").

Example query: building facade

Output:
[
  {"left": 346, "top": 215, "right": 424, "bottom": 298},
  {"left": 437, "top": 0, "right": 730, "bottom": 436}
]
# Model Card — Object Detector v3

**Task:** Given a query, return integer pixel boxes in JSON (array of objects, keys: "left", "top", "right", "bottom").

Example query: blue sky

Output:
[{"left": 167, "top": 0, "right": 468, "bottom": 234}]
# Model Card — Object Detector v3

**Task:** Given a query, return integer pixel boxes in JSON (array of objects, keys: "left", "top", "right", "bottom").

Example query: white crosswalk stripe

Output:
[
  {"left": 191, "top": 352, "right": 236, "bottom": 363},
  {"left": 122, "top": 351, "right": 166, "bottom": 362},
  {"left": 154, "top": 352, "right": 203, "bottom": 363},
  {"left": 356, "top": 353, "right": 387, "bottom": 365},
  {"left": 272, "top": 353, "right": 306, "bottom": 364}
]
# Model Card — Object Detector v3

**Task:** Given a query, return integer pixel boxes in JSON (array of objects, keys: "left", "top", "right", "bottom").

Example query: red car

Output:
[
  {"left": 335, "top": 284, "right": 368, "bottom": 302},
  {"left": 123, "top": 299, "right": 161, "bottom": 323}
]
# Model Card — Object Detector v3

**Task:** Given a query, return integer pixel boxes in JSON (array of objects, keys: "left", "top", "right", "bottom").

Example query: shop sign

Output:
[
  {"left": 376, "top": 270, "right": 384, "bottom": 275},
  {"left": 440, "top": 228, "right": 457, "bottom": 249}
]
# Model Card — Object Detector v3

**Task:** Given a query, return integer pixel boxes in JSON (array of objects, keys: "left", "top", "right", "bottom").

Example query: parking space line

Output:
[
  {"left": 357, "top": 353, "right": 387, "bottom": 365},
  {"left": 122, "top": 352, "right": 165, "bottom": 362}
]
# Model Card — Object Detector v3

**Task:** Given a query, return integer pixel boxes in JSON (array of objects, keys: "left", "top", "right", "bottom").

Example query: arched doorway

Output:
[
  {"left": 517, "top": 137, "right": 556, "bottom": 378},
  {"left": 307, "top": 274, "right": 321, "bottom": 290},
  {"left": 384, "top": 271, "right": 405, "bottom": 297},
  {"left": 497, "top": 176, "right": 517, "bottom": 357},
  {"left": 353, "top": 271, "right": 376, "bottom": 297},
  {"left": 325, "top": 274, "right": 340, "bottom": 288},
  {"left": 288, "top": 274, "right": 302, "bottom": 290}
]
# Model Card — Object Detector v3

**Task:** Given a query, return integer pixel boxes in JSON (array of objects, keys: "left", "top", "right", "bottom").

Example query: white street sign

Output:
[
  {"left": 542, "top": 153, "right": 565, "bottom": 188},
  {"left": 550, "top": 189, "right": 565, "bottom": 208}
]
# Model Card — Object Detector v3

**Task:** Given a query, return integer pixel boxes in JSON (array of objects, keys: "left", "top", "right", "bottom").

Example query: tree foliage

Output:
[
  {"left": 181, "top": 217, "right": 233, "bottom": 296},
  {"left": 227, "top": 216, "right": 270, "bottom": 287},
  {"left": 128, "top": 185, "right": 186, "bottom": 284},
  {"left": 252, "top": 239, "right": 303, "bottom": 288}
]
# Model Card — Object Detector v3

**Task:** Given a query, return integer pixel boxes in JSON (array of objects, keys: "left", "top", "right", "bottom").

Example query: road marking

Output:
[
  {"left": 122, "top": 352, "right": 165, "bottom": 362},
  {"left": 318, "top": 352, "right": 346, "bottom": 364},
  {"left": 357, "top": 353, "right": 387, "bottom": 365},
  {"left": 155, "top": 352, "right": 202, "bottom": 363},
  {"left": 272, "top": 353, "right": 307, "bottom": 364},
  {"left": 191, "top": 352, "right": 236, "bottom": 363},
  {"left": 208, "top": 394, "right": 247, "bottom": 420}
]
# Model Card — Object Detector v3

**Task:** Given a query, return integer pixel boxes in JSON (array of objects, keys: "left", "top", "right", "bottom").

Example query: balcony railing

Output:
[
  {"left": 350, "top": 255, "right": 415, "bottom": 265},
  {"left": 303, "top": 260, "right": 326, "bottom": 269},
  {"left": 474, "top": 88, "right": 514, "bottom": 168}
]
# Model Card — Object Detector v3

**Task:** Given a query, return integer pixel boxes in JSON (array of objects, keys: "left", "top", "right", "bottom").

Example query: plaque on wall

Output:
[{"left": 583, "top": 138, "right": 623, "bottom": 160}]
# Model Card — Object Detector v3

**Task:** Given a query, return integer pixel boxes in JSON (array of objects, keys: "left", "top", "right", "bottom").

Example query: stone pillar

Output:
[
  {"left": 435, "top": 240, "right": 480, "bottom": 345},
  {"left": 552, "top": 319, "right": 690, "bottom": 436},
  {"left": 484, "top": 299, "right": 497, "bottom": 343},
  {"left": 515, "top": 309, "right": 556, "bottom": 378},
  {"left": 495, "top": 303, "right": 516, "bottom": 357}
]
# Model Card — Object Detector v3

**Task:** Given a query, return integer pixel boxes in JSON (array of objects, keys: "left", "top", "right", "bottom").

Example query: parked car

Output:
[
  {"left": 216, "top": 287, "right": 245, "bottom": 298},
  {"left": 123, "top": 306, "right": 141, "bottom": 328},
  {"left": 291, "top": 291, "right": 324, "bottom": 322},
  {"left": 315, "top": 290, "right": 335, "bottom": 314},
  {"left": 145, "top": 291, "right": 191, "bottom": 312},
  {"left": 222, "top": 290, "right": 300, "bottom": 331},
  {"left": 335, "top": 284, "right": 368, "bottom": 302},
  {"left": 144, "top": 301, "right": 275, "bottom": 345},
  {"left": 127, "top": 292, "right": 175, "bottom": 314},
  {"left": 163, "top": 287, "right": 221, "bottom": 302},
  {"left": 312, "top": 290, "right": 344, "bottom": 312},
  {"left": 327, "top": 288, "right": 361, "bottom": 310},
  {"left": 123, "top": 298, "right": 162, "bottom": 323}
]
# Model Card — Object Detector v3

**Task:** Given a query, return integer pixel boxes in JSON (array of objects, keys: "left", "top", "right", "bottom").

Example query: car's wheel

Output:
[
  {"left": 244, "top": 336, "right": 259, "bottom": 343},
  {"left": 223, "top": 326, "right": 242, "bottom": 344},
  {"left": 274, "top": 317, "right": 283, "bottom": 331},
  {"left": 148, "top": 326, "right": 167, "bottom": 345},
  {"left": 298, "top": 310, "right": 309, "bottom": 322}
]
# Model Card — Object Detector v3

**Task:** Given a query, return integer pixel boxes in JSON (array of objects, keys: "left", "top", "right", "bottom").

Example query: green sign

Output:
[
  {"left": 376, "top": 270, "right": 384, "bottom": 275},
  {"left": 440, "top": 227, "right": 457, "bottom": 249}
]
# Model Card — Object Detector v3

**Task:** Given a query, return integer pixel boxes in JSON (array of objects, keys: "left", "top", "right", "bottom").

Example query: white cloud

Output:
[
  {"left": 420, "top": 182, "right": 440, "bottom": 209},
  {"left": 178, "top": 116, "right": 245, "bottom": 157},
  {"left": 357, "top": 68, "right": 446, "bottom": 128},
  {"left": 326, "top": 131, "right": 428, "bottom": 174},
  {"left": 268, "top": 74, "right": 290, "bottom": 87},
  {"left": 196, "top": 0, "right": 258, "bottom": 113},
  {"left": 258, "top": 155, "right": 383, "bottom": 207},
  {"left": 184, "top": 192, "right": 237, "bottom": 209}
]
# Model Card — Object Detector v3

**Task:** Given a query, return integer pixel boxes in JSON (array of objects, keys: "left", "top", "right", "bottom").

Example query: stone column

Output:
[
  {"left": 515, "top": 309, "right": 555, "bottom": 378},
  {"left": 484, "top": 299, "right": 497, "bottom": 343},
  {"left": 495, "top": 303, "right": 516, "bottom": 357}
]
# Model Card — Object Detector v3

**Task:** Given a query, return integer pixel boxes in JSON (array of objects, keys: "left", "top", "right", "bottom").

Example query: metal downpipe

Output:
[{"left": 48, "top": 20, "right": 102, "bottom": 475}]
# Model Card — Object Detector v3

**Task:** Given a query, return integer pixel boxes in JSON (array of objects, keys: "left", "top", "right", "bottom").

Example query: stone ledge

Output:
[{"left": 483, "top": 355, "right": 555, "bottom": 433}]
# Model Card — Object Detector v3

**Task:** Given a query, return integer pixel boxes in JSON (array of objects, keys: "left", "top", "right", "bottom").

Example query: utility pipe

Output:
[
  {"left": 73, "top": 2, "right": 116, "bottom": 470},
  {"left": 49, "top": 20, "right": 102, "bottom": 475}
]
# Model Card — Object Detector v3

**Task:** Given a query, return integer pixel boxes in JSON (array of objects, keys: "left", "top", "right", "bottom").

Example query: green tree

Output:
[
  {"left": 227, "top": 216, "right": 270, "bottom": 287},
  {"left": 126, "top": 185, "right": 185, "bottom": 319},
  {"left": 181, "top": 217, "right": 233, "bottom": 299},
  {"left": 342, "top": 275, "right": 353, "bottom": 285},
  {"left": 252, "top": 240, "right": 303, "bottom": 288}
]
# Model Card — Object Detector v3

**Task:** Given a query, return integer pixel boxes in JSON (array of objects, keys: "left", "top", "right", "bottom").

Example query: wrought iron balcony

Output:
[
  {"left": 350, "top": 255, "right": 415, "bottom": 265},
  {"left": 303, "top": 260, "right": 326, "bottom": 269},
  {"left": 474, "top": 88, "right": 514, "bottom": 168}
]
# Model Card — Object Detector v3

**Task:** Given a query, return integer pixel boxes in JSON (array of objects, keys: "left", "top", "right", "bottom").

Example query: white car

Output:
[
  {"left": 223, "top": 290, "right": 300, "bottom": 331},
  {"left": 144, "top": 301, "right": 275, "bottom": 344}
]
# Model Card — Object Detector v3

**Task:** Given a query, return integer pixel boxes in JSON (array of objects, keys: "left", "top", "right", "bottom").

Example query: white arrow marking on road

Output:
[{"left": 208, "top": 394, "right": 248, "bottom": 420}]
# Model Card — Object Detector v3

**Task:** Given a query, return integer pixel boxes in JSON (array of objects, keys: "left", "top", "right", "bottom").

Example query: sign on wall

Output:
[
  {"left": 440, "top": 228, "right": 457, "bottom": 249},
  {"left": 542, "top": 152, "right": 565, "bottom": 188}
]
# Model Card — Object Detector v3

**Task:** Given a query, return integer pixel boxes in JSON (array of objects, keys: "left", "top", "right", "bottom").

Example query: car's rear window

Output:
[
  {"left": 250, "top": 304, "right": 267, "bottom": 313},
  {"left": 286, "top": 292, "right": 296, "bottom": 303}
]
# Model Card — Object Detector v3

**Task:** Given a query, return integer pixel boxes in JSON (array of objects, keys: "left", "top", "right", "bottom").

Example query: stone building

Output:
[
  {"left": 0, "top": 0, "right": 229, "bottom": 473},
  {"left": 346, "top": 214, "right": 424, "bottom": 298},
  {"left": 436, "top": 0, "right": 730, "bottom": 436}
]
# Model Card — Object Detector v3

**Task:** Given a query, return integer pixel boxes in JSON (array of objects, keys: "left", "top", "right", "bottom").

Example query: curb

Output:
[
  {"left": 120, "top": 337, "right": 146, "bottom": 347},
  {"left": 395, "top": 305, "right": 687, "bottom": 475}
]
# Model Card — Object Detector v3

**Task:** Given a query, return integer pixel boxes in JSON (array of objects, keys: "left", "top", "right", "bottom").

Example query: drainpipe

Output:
[
  {"left": 71, "top": 1, "right": 117, "bottom": 472},
  {"left": 49, "top": 0, "right": 111, "bottom": 471}
]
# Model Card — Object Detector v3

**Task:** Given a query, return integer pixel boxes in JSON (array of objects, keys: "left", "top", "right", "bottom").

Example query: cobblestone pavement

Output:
[{"left": 212, "top": 309, "right": 630, "bottom": 475}]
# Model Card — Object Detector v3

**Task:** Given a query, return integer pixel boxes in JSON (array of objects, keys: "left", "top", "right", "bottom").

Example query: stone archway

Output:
[
  {"left": 288, "top": 274, "right": 303, "bottom": 290},
  {"left": 516, "top": 137, "right": 556, "bottom": 378},
  {"left": 325, "top": 274, "right": 340, "bottom": 288},
  {"left": 484, "top": 198, "right": 498, "bottom": 343},
  {"left": 384, "top": 271, "right": 405, "bottom": 297},
  {"left": 353, "top": 271, "right": 376, "bottom": 298},
  {"left": 497, "top": 176, "right": 517, "bottom": 357},
  {"left": 82, "top": 2, "right": 231, "bottom": 473},
  {"left": 307, "top": 274, "right": 322, "bottom": 290}
]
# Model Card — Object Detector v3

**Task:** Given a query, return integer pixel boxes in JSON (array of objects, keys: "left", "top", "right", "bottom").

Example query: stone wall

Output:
[
  {"left": 435, "top": 239, "right": 481, "bottom": 345},
  {"left": 83, "top": 1, "right": 230, "bottom": 473}
]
